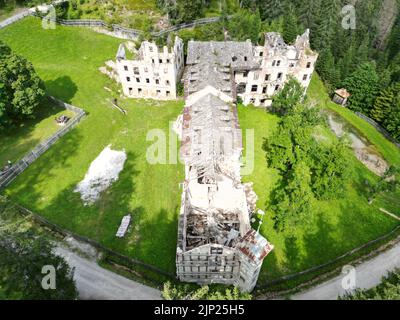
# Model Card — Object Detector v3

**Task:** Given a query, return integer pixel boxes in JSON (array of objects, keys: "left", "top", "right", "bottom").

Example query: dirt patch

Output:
[{"left": 327, "top": 114, "right": 389, "bottom": 176}]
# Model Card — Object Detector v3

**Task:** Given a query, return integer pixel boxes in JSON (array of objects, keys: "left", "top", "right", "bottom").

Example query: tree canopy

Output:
[
  {"left": 0, "top": 230, "right": 78, "bottom": 299},
  {"left": 0, "top": 40, "right": 45, "bottom": 131}
]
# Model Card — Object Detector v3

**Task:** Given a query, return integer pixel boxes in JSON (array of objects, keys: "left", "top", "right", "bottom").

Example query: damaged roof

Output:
[
  {"left": 236, "top": 229, "right": 274, "bottom": 264},
  {"left": 186, "top": 40, "right": 259, "bottom": 69}
]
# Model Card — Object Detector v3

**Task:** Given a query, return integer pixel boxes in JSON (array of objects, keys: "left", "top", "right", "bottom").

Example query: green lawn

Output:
[
  {"left": 0, "top": 17, "right": 184, "bottom": 272},
  {"left": 0, "top": 99, "right": 74, "bottom": 166},
  {"left": 239, "top": 74, "right": 400, "bottom": 282}
]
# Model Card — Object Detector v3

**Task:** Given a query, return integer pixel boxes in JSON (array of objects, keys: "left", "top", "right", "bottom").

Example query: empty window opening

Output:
[{"left": 124, "top": 66, "right": 128, "bottom": 71}]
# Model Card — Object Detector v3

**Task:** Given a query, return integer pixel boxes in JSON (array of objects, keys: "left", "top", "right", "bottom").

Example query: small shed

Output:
[{"left": 333, "top": 88, "right": 351, "bottom": 106}]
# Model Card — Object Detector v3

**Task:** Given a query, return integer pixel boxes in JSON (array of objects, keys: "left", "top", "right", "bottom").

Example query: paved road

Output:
[
  {"left": 291, "top": 242, "right": 400, "bottom": 300},
  {"left": 55, "top": 247, "right": 162, "bottom": 300}
]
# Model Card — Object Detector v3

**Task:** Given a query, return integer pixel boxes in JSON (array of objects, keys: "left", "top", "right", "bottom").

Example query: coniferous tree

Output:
[
  {"left": 342, "top": 62, "right": 379, "bottom": 113},
  {"left": 282, "top": 6, "right": 300, "bottom": 44},
  {"left": 370, "top": 82, "right": 400, "bottom": 123}
]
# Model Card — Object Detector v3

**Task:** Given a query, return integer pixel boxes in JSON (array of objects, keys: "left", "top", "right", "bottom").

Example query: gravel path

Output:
[{"left": 55, "top": 246, "right": 162, "bottom": 300}]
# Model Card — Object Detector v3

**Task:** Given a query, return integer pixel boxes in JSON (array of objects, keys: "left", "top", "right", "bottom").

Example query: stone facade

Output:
[
  {"left": 115, "top": 36, "right": 184, "bottom": 100},
  {"left": 235, "top": 29, "right": 318, "bottom": 107}
]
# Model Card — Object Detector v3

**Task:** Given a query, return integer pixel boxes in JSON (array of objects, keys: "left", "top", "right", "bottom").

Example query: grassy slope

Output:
[
  {"left": 0, "top": 17, "right": 184, "bottom": 272},
  {"left": 308, "top": 75, "right": 400, "bottom": 167},
  {"left": 0, "top": 100, "right": 74, "bottom": 165},
  {"left": 240, "top": 74, "right": 400, "bottom": 282}
]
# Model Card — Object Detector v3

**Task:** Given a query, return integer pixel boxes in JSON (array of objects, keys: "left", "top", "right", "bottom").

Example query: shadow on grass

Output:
[
  {"left": 4, "top": 126, "right": 83, "bottom": 200},
  {"left": 45, "top": 76, "right": 78, "bottom": 103}
]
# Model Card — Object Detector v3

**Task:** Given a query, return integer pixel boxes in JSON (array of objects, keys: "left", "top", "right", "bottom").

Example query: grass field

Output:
[
  {"left": 239, "top": 74, "right": 400, "bottom": 282},
  {"left": 0, "top": 17, "right": 184, "bottom": 272},
  {"left": 0, "top": 99, "right": 74, "bottom": 166},
  {"left": 0, "top": 17, "right": 399, "bottom": 283}
]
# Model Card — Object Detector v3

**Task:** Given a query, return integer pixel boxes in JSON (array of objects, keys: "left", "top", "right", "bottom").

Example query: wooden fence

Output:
[{"left": 0, "top": 97, "right": 86, "bottom": 190}]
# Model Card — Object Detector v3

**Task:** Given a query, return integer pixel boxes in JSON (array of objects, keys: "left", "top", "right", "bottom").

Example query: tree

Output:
[
  {"left": 227, "top": 9, "right": 261, "bottom": 43},
  {"left": 0, "top": 40, "right": 45, "bottom": 131},
  {"left": 316, "top": 49, "right": 340, "bottom": 89},
  {"left": 177, "top": 0, "right": 204, "bottom": 23},
  {"left": 310, "top": 140, "right": 351, "bottom": 200},
  {"left": 342, "top": 62, "right": 379, "bottom": 113},
  {"left": 370, "top": 82, "right": 400, "bottom": 123},
  {"left": 270, "top": 161, "right": 314, "bottom": 232},
  {"left": 271, "top": 76, "right": 304, "bottom": 115},
  {"left": 282, "top": 7, "right": 300, "bottom": 44},
  {"left": 162, "top": 282, "right": 252, "bottom": 300},
  {"left": 0, "top": 231, "right": 78, "bottom": 299}
]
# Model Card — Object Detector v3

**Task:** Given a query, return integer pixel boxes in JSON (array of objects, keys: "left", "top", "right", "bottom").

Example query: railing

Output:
[
  {"left": 0, "top": 97, "right": 86, "bottom": 190},
  {"left": 58, "top": 16, "right": 229, "bottom": 38},
  {"left": 354, "top": 112, "right": 400, "bottom": 148}
]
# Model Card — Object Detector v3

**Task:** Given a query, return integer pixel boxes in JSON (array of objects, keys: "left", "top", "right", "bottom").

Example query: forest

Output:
[{"left": 156, "top": 0, "right": 400, "bottom": 141}]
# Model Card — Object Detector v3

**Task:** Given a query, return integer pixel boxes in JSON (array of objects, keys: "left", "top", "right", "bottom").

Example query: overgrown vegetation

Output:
[
  {"left": 162, "top": 282, "right": 252, "bottom": 300},
  {"left": 341, "top": 268, "right": 400, "bottom": 300},
  {"left": 0, "top": 198, "right": 78, "bottom": 300},
  {"left": 263, "top": 78, "right": 351, "bottom": 231}
]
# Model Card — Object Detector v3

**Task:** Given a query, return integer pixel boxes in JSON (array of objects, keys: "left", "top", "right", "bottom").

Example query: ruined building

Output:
[
  {"left": 110, "top": 30, "right": 317, "bottom": 291},
  {"left": 235, "top": 29, "right": 318, "bottom": 107},
  {"left": 113, "top": 30, "right": 316, "bottom": 107},
  {"left": 114, "top": 36, "right": 184, "bottom": 100},
  {"left": 175, "top": 37, "right": 278, "bottom": 293}
]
